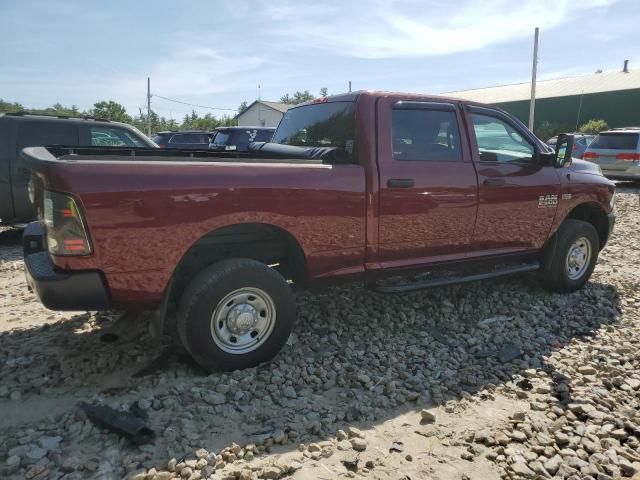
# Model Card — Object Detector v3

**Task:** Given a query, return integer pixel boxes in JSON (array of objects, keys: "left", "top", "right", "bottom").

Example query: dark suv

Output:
[
  {"left": 152, "top": 131, "right": 214, "bottom": 150},
  {"left": 0, "top": 112, "right": 155, "bottom": 225},
  {"left": 209, "top": 127, "right": 275, "bottom": 152}
]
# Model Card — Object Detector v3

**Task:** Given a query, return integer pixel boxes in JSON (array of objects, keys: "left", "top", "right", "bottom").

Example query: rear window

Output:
[
  {"left": 589, "top": 133, "right": 639, "bottom": 150},
  {"left": 272, "top": 101, "right": 356, "bottom": 162},
  {"left": 17, "top": 122, "right": 79, "bottom": 150},
  {"left": 212, "top": 129, "right": 274, "bottom": 147},
  {"left": 91, "top": 126, "right": 147, "bottom": 147},
  {"left": 170, "top": 133, "right": 210, "bottom": 144}
]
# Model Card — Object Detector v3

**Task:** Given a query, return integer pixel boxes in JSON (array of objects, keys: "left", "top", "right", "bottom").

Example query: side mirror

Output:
[{"left": 554, "top": 134, "right": 575, "bottom": 168}]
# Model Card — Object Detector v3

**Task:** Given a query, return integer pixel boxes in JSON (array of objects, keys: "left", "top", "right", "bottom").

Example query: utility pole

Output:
[
  {"left": 528, "top": 27, "right": 539, "bottom": 131},
  {"left": 146, "top": 77, "right": 151, "bottom": 137},
  {"left": 348, "top": 81, "right": 352, "bottom": 93},
  {"left": 257, "top": 84, "right": 261, "bottom": 126}
]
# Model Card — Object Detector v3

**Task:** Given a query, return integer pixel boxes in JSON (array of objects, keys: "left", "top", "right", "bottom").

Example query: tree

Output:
[
  {"left": 280, "top": 90, "right": 315, "bottom": 105},
  {"left": 536, "top": 121, "right": 572, "bottom": 142},
  {"left": 0, "top": 99, "right": 24, "bottom": 113},
  {"left": 91, "top": 100, "right": 132, "bottom": 122},
  {"left": 579, "top": 119, "right": 609, "bottom": 135},
  {"left": 319, "top": 87, "right": 328, "bottom": 97},
  {"left": 238, "top": 101, "right": 249, "bottom": 114}
]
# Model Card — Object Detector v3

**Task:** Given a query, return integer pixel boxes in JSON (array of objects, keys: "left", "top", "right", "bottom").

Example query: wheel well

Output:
[
  {"left": 168, "top": 223, "right": 307, "bottom": 305},
  {"left": 565, "top": 203, "right": 609, "bottom": 250}
]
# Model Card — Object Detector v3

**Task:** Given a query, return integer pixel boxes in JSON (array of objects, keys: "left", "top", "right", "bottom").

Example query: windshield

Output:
[
  {"left": 272, "top": 101, "right": 357, "bottom": 162},
  {"left": 589, "top": 133, "right": 639, "bottom": 150}
]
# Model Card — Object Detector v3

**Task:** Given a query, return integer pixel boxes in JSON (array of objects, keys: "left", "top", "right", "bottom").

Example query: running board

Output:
[{"left": 369, "top": 262, "right": 540, "bottom": 294}]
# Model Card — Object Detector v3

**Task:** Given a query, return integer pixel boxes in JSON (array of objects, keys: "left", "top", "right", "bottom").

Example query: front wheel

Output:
[
  {"left": 539, "top": 219, "right": 599, "bottom": 293},
  {"left": 177, "top": 258, "right": 296, "bottom": 372}
]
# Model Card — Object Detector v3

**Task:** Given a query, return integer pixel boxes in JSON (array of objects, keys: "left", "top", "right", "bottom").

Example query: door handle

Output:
[
  {"left": 387, "top": 178, "right": 415, "bottom": 188},
  {"left": 483, "top": 177, "right": 506, "bottom": 186}
]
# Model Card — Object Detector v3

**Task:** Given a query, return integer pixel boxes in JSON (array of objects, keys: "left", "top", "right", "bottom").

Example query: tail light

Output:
[
  {"left": 43, "top": 190, "right": 92, "bottom": 256},
  {"left": 583, "top": 152, "right": 598, "bottom": 160},
  {"left": 158, "top": 144, "right": 166, "bottom": 148},
  {"left": 616, "top": 153, "right": 640, "bottom": 161}
]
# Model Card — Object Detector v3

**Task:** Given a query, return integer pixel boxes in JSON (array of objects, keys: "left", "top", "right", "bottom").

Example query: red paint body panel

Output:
[
  {"left": 374, "top": 95, "right": 478, "bottom": 268},
  {"left": 43, "top": 161, "right": 366, "bottom": 305},
  {"left": 29, "top": 91, "right": 615, "bottom": 309}
]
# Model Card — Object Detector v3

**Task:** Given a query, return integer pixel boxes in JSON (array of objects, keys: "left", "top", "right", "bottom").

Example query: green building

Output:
[{"left": 444, "top": 66, "right": 640, "bottom": 139}]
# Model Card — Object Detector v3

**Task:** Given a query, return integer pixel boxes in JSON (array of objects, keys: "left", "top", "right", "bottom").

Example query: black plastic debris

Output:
[
  {"left": 342, "top": 459, "right": 359, "bottom": 472},
  {"left": 516, "top": 378, "right": 533, "bottom": 391},
  {"left": 79, "top": 402, "right": 155, "bottom": 444},
  {"left": 389, "top": 441, "right": 405, "bottom": 453}
]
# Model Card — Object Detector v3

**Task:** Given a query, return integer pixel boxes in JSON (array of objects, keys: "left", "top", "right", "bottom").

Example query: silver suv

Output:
[{"left": 583, "top": 128, "right": 640, "bottom": 180}]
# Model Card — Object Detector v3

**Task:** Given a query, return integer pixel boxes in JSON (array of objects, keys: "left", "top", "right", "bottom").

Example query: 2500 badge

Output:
[{"left": 538, "top": 194, "right": 558, "bottom": 208}]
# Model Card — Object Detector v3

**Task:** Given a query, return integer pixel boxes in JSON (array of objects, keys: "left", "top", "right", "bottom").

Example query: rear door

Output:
[
  {"left": 14, "top": 120, "right": 79, "bottom": 221},
  {"left": 376, "top": 98, "right": 478, "bottom": 267},
  {"left": 466, "top": 106, "right": 560, "bottom": 253}
]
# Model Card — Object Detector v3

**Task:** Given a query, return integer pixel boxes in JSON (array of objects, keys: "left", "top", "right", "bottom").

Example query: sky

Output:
[{"left": 1, "top": 0, "right": 638, "bottom": 120}]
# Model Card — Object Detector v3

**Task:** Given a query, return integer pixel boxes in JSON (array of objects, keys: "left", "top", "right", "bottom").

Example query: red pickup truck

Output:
[{"left": 22, "top": 91, "right": 616, "bottom": 372}]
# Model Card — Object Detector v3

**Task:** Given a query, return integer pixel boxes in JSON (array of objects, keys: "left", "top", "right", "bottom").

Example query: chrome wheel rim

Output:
[
  {"left": 210, "top": 287, "right": 276, "bottom": 354},
  {"left": 565, "top": 236, "right": 592, "bottom": 280}
]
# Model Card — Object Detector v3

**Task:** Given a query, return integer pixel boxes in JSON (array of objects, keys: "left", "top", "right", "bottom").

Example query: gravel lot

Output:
[{"left": 1, "top": 185, "right": 638, "bottom": 480}]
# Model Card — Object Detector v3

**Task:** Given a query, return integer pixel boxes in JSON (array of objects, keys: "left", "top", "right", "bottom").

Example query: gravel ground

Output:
[{"left": 0, "top": 185, "right": 638, "bottom": 480}]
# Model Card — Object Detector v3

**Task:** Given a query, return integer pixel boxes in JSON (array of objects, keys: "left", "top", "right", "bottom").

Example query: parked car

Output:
[
  {"left": 547, "top": 133, "right": 594, "bottom": 159},
  {"left": 0, "top": 112, "right": 155, "bottom": 225},
  {"left": 583, "top": 128, "right": 640, "bottom": 181},
  {"left": 209, "top": 127, "right": 275, "bottom": 152},
  {"left": 22, "top": 91, "right": 615, "bottom": 372},
  {"left": 152, "top": 130, "right": 214, "bottom": 150}
]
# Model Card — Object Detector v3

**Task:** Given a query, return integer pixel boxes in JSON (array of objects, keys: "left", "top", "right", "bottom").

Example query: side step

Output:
[{"left": 368, "top": 262, "right": 540, "bottom": 294}]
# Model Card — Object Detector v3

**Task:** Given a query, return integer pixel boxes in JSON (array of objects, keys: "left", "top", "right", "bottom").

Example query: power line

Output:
[{"left": 152, "top": 94, "right": 237, "bottom": 112}]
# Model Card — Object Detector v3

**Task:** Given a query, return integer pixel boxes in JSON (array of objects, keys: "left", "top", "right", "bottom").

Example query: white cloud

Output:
[{"left": 261, "top": 0, "right": 621, "bottom": 58}]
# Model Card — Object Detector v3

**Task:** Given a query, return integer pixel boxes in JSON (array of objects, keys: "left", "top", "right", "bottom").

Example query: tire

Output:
[
  {"left": 539, "top": 219, "right": 599, "bottom": 293},
  {"left": 177, "top": 258, "right": 296, "bottom": 372}
]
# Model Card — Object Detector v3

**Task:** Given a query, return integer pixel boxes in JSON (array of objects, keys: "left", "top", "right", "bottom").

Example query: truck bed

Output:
[{"left": 23, "top": 144, "right": 334, "bottom": 166}]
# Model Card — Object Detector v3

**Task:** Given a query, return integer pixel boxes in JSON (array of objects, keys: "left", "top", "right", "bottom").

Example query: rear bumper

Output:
[
  {"left": 23, "top": 222, "right": 111, "bottom": 311},
  {"left": 602, "top": 166, "right": 640, "bottom": 180}
]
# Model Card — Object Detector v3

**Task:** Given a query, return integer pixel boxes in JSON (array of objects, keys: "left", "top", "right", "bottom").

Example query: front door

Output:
[
  {"left": 376, "top": 98, "right": 478, "bottom": 268},
  {"left": 466, "top": 106, "right": 560, "bottom": 254}
]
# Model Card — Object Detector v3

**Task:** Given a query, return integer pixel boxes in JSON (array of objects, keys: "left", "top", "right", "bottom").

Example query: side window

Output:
[
  {"left": 170, "top": 133, "right": 206, "bottom": 144},
  {"left": 91, "top": 126, "right": 146, "bottom": 147},
  {"left": 17, "top": 122, "right": 79, "bottom": 151},
  {"left": 392, "top": 108, "right": 461, "bottom": 161},
  {"left": 471, "top": 113, "right": 535, "bottom": 164}
]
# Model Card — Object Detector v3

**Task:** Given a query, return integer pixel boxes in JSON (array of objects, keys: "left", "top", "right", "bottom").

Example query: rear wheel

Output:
[
  {"left": 540, "top": 219, "right": 599, "bottom": 293},
  {"left": 177, "top": 258, "right": 296, "bottom": 372}
]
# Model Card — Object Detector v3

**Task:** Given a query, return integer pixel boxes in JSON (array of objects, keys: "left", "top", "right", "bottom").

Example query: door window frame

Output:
[
  {"left": 391, "top": 101, "right": 463, "bottom": 163},
  {"left": 466, "top": 105, "right": 547, "bottom": 166}
]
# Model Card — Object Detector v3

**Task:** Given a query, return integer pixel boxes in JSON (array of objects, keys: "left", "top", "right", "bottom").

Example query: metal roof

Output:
[{"left": 442, "top": 69, "right": 640, "bottom": 104}]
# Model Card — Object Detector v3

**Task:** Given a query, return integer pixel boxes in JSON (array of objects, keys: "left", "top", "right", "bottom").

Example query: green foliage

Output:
[
  {"left": 578, "top": 119, "right": 609, "bottom": 135},
  {"left": 238, "top": 101, "right": 249, "bottom": 114},
  {"left": 4, "top": 98, "right": 238, "bottom": 136},
  {"left": 0, "top": 99, "right": 25, "bottom": 113},
  {"left": 536, "top": 121, "right": 573, "bottom": 141},
  {"left": 91, "top": 101, "right": 132, "bottom": 123},
  {"left": 280, "top": 90, "right": 315, "bottom": 105},
  {"left": 319, "top": 87, "right": 328, "bottom": 97}
]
